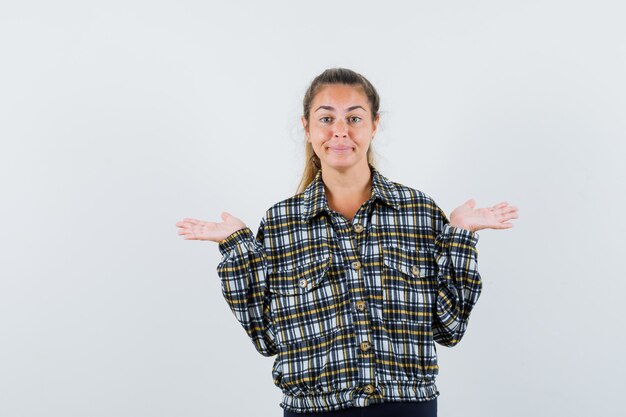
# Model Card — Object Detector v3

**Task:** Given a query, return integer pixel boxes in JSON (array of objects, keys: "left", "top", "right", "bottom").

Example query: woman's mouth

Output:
[{"left": 327, "top": 146, "right": 353, "bottom": 153}]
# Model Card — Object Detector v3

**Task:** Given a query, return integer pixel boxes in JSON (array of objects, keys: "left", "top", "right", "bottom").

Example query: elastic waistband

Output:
[{"left": 280, "top": 380, "right": 440, "bottom": 414}]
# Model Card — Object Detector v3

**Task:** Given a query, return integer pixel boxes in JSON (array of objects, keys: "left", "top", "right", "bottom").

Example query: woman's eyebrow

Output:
[{"left": 314, "top": 105, "right": 366, "bottom": 113}]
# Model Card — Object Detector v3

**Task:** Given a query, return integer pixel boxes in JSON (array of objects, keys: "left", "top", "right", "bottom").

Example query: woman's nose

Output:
[{"left": 333, "top": 120, "right": 348, "bottom": 137}]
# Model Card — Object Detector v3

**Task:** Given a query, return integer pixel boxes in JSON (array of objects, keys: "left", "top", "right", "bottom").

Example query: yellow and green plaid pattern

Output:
[{"left": 217, "top": 165, "right": 482, "bottom": 413}]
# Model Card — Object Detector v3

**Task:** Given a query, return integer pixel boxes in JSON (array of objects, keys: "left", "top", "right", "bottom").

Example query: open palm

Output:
[
  {"left": 175, "top": 212, "right": 246, "bottom": 243},
  {"left": 449, "top": 199, "right": 519, "bottom": 232}
]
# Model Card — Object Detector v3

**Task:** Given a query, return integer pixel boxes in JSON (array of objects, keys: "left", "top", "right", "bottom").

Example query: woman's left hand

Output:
[{"left": 449, "top": 199, "right": 518, "bottom": 232}]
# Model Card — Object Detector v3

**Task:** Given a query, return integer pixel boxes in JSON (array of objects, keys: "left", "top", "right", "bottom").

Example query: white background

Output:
[{"left": 1, "top": 1, "right": 624, "bottom": 416}]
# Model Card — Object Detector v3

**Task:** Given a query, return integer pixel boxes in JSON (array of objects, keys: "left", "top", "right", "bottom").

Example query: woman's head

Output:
[{"left": 296, "top": 68, "right": 381, "bottom": 193}]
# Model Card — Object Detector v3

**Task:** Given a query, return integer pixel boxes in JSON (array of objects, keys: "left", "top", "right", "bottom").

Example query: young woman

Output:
[{"left": 176, "top": 68, "right": 518, "bottom": 416}]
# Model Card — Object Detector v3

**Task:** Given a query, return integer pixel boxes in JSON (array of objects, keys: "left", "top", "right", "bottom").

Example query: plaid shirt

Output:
[{"left": 217, "top": 165, "right": 482, "bottom": 413}]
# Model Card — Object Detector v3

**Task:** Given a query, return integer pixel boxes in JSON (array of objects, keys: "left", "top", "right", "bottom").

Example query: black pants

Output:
[{"left": 283, "top": 398, "right": 437, "bottom": 417}]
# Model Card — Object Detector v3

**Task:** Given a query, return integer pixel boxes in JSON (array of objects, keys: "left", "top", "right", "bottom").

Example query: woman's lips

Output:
[{"left": 328, "top": 146, "right": 353, "bottom": 153}]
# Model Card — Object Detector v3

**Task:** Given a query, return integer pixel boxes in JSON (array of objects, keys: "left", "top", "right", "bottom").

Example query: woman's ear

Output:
[
  {"left": 302, "top": 116, "right": 312, "bottom": 143},
  {"left": 301, "top": 115, "right": 308, "bottom": 134},
  {"left": 371, "top": 113, "right": 380, "bottom": 138}
]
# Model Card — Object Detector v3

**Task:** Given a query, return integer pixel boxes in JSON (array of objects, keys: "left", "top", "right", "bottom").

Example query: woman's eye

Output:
[{"left": 319, "top": 116, "right": 361, "bottom": 123}]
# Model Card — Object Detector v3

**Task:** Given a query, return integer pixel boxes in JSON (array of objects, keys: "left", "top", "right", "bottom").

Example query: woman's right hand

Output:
[{"left": 175, "top": 212, "right": 247, "bottom": 243}]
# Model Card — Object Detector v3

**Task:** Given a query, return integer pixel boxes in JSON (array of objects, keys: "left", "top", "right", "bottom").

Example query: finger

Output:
[
  {"left": 493, "top": 211, "right": 517, "bottom": 223},
  {"left": 488, "top": 223, "right": 514, "bottom": 230},
  {"left": 176, "top": 220, "right": 196, "bottom": 228},
  {"left": 501, "top": 208, "right": 519, "bottom": 217},
  {"left": 183, "top": 218, "right": 199, "bottom": 224},
  {"left": 493, "top": 206, "right": 518, "bottom": 216}
]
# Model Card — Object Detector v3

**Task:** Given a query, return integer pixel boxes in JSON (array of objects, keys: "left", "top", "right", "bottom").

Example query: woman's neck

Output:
[{"left": 321, "top": 162, "right": 372, "bottom": 218}]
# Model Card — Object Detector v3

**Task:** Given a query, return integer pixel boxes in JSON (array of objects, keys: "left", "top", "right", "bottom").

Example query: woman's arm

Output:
[
  {"left": 431, "top": 203, "right": 482, "bottom": 347},
  {"left": 216, "top": 215, "right": 278, "bottom": 357}
]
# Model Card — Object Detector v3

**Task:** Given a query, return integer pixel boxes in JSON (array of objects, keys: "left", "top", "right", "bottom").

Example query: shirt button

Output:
[
  {"left": 356, "top": 300, "right": 366, "bottom": 311},
  {"left": 353, "top": 223, "right": 364, "bottom": 233},
  {"left": 298, "top": 278, "right": 308, "bottom": 288},
  {"left": 351, "top": 260, "right": 361, "bottom": 270},
  {"left": 363, "top": 384, "right": 375, "bottom": 394},
  {"left": 411, "top": 265, "right": 421, "bottom": 277},
  {"left": 360, "top": 340, "right": 372, "bottom": 352}
]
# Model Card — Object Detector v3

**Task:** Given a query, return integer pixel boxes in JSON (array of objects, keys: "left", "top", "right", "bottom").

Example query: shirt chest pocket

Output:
[
  {"left": 381, "top": 244, "right": 438, "bottom": 324},
  {"left": 268, "top": 254, "right": 349, "bottom": 346}
]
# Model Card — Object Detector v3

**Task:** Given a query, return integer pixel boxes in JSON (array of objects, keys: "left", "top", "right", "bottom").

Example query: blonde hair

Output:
[{"left": 296, "top": 68, "right": 381, "bottom": 194}]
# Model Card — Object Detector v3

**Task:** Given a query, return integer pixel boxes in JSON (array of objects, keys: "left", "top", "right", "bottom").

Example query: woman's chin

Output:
[{"left": 321, "top": 158, "right": 364, "bottom": 171}]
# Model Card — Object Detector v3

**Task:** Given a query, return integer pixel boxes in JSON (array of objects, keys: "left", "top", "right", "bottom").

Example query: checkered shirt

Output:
[{"left": 217, "top": 165, "right": 482, "bottom": 413}]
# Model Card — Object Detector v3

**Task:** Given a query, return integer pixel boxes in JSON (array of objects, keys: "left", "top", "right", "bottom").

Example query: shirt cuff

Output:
[
  {"left": 439, "top": 223, "right": 480, "bottom": 248},
  {"left": 218, "top": 227, "right": 254, "bottom": 256}
]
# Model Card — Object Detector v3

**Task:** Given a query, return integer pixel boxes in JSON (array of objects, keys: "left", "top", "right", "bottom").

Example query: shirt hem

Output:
[{"left": 279, "top": 380, "right": 440, "bottom": 413}]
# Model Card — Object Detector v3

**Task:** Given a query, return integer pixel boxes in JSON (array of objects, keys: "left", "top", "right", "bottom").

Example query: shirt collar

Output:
[{"left": 302, "top": 164, "right": 400, "bottom": 222}]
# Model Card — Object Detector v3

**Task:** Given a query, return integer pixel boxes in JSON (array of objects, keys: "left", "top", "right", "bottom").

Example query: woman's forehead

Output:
[{"left": 312, "top": 84, "right": 369, "bottom": 110}]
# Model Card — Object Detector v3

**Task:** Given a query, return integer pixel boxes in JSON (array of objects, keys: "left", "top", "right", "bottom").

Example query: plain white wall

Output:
[{"left": 1, "top": 1, "right": 624, "bottom": 416}]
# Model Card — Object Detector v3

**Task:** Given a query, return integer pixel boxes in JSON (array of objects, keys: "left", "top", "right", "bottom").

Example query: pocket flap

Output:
[
  {"left": 268, "top": 254, "right": 333, "bottom": 295},
  {"left": 382, "top": 245, "right": 437, "bottom": 279}
]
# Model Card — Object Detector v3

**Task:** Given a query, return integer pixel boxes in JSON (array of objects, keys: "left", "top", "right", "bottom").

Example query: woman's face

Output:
[{"left": 302, "top": 84, "right": 379, "bottom": 172}]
